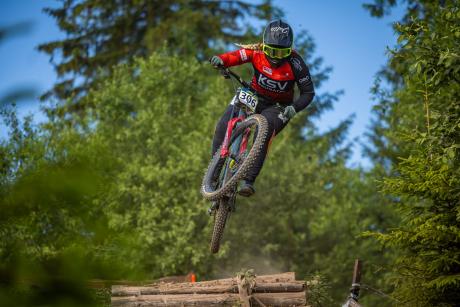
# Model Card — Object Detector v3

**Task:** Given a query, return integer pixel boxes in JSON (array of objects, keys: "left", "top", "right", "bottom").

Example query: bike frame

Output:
[
  {"left": 206, "top": 66, "right": 267, "bottom": 253},
  {"left": 216, "top": 67, "right": 255, "bottom": 190},
  {"left": 219, "top": 105, "right": 251, "bottom": 189}
]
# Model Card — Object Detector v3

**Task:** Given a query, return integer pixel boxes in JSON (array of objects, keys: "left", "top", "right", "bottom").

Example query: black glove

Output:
[
  {"left": 278, "top": 105, "right": 296, "bottom": 123},
  {"left": 283, "top": 105, "right": 296, "bottom": 120}
]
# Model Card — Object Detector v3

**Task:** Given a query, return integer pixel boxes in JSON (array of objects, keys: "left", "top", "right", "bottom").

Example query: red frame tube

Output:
[{"left": 220, "top": 116, "right": 244, "bottom": 158}]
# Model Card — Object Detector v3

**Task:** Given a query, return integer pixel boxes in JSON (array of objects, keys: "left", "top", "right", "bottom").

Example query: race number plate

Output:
[{"left": 238, "top": 88, "right": 258, "bottom": 112}]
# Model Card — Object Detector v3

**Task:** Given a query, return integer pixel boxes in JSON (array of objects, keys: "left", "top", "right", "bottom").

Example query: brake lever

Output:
[{"left": 218, "top": 66, "right": 231, "bottom": 79}]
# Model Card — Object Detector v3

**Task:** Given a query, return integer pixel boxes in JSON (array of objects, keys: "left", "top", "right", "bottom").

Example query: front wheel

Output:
[{"left": 201, "top": 114, "right": 268, "bottom": 201}]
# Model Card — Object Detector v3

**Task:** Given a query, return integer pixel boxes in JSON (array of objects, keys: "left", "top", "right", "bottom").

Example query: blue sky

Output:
[
  {"left": 0, "top": 0, "right": 403, "bottom": 167},
  {"left": 0, "top": 0, "right": 61, "bottom": 133},
  {"left": 277, "top": 0, "right": 404, "bottom": 167}
]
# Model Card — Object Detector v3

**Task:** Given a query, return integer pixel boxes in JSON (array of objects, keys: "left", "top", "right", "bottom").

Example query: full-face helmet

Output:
[{"left": 262, "top": 19, "right": 294, "bottom": 66}]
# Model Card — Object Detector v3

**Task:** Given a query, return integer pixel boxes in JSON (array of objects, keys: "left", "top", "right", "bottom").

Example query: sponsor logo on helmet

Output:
[
  {"left": 263, "top": 66, "right": 273, "bottom": 75},
  {"left": 271, "top": 26, "right": 290, "bottom": 34},
  {"left": 239, "top": 49, "right": 247, "bottom": 61},
  {"left": 291, "top": 58, "right": 303, "bottom": 71},
  {"left": 257, "top": 74, "right": 288, "bottom": 92},
  {"left": 299, "top": 76, "right": 310, "bottom": 84}
]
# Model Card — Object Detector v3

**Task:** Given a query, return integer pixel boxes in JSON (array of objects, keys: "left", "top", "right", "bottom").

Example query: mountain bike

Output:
[{"left": 201, "top": 66, "right": 268, "bottom": 253}]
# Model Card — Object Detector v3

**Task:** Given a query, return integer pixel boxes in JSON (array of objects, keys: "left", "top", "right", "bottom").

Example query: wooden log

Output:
[
  {"left": 111, "top": 281, "right": 305, "bottom": 296},
  {"left": 156, "top": 272, "right": 195, "bottom": 283},
  {"left": 111, "top": 284, "right": 234, "bottom": 296},
  {"left": 253, "top": 282, "right": 305, "bottom": 293},
  {"left": 253, "top": 292, "right": 307, "bottom": 306},
  {"left": 111, "top": 292, "right": 306, "bottom": 307},
  {"left": 88, "top": 279, "right": 154, "bottom": 288},
  {"left": 111, "top": 294, "right": 238, "bottom": 307},
  {"left": 111, "top": 272, "right": 300, "bottom": 296},
  {"left": 88, "top": 273, "right": 195, "bottom": 288},
  {"left": 143, "top": 272, "right": 296, "bottom": 287}
]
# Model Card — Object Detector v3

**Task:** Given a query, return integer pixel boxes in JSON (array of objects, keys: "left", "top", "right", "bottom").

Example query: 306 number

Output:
[{"left": 238, "top": 89, "right": 258, "bottom": 112}]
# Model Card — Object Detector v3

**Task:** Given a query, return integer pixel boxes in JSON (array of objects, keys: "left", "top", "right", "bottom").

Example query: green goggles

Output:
[{"left": 262, "top": 44, "right": 292, "bottom": 59}]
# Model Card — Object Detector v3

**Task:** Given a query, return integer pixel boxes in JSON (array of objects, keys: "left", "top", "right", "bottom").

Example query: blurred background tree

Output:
[
  {"left": 363, "top": 0, "right": 460, "bottom": 305},
  {"left": 7, "top": 0, "right": 458, "bottom": 306},
  {"left": 38, "top": 0, "right": 279, "bottom": 104}
]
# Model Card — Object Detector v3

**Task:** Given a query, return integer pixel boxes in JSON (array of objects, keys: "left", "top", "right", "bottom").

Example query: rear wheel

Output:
[
  {"left": 201, "top": 114, "right": 268, "bottom": 201},
  {"left": 210, "top": 199, "right": 230, "bottom": 253}
]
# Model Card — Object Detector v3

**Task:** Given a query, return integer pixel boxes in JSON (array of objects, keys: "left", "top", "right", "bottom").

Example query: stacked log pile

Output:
[{"left": 111, "top": 272, "right": 308, "bottom": 306}]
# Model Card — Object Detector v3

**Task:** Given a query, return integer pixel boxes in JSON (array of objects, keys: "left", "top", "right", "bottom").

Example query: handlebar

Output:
[
  {"left": 213, "top": 64, "right": 274, "bottom": 104},
  {"left": 216, "top": 65, "right": 251, "bottom": 89}
]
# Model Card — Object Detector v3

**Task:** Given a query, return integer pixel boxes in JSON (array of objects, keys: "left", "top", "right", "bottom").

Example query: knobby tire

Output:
[
  {"left": 210, "top": 200, "right": 230, "bottom": 253},
  {"left": 201, "top": 114, "right": 268, "bottom": 201}
]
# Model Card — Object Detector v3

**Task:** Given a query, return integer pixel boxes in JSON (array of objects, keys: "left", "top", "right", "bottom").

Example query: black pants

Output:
[{"left": 211, "top": 101, "right": 289, "bottom": 182}]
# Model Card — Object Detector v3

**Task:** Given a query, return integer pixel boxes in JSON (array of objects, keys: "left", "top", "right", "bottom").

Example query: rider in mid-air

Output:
[{"left": 210, "top": 19, "right": 315, "bottom": 197}]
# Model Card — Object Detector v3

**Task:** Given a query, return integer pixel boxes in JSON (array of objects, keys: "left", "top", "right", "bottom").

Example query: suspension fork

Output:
[
  {"left": 220, "top": 107, "right": 246, "bottom": 186},
  {"left": 230, "top": 109, "right": 247, "bottom": 160},
  {"left": 220, "top": 105, "right": 245, "bottom": 159}
]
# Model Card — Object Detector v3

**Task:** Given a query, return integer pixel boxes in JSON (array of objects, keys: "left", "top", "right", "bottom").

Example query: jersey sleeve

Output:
[
  {"left": 218, "top": 49, "right": 253, "bottom": 67},
  {"left": 289, "top": 51, "right": 315, "bottom": 112}
]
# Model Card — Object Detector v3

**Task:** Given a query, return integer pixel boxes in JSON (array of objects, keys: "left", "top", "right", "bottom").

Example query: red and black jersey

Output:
[{"left": 218, "top": 48, "right": 315, "bottom": 112}]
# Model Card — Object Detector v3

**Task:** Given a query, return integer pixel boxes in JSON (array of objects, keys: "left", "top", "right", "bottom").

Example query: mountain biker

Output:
[{"left": 210, "top": 19, "right": 315, "bottom": 197}]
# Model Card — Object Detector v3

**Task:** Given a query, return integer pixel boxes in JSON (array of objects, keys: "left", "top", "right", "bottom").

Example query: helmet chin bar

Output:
[{"left": 266, "top": 54, "right": 286, "bottom": 67}]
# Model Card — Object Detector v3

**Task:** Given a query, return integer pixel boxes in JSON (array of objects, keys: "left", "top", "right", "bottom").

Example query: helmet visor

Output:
[{"left": 263, "top": 44, "right": 292, "bottom": 59}]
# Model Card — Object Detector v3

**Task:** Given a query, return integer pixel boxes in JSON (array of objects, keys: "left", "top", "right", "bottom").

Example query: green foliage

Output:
[
  {"left": 0, "top": 105, "right": 125, "bottom": 306},
  {"left": 363, "top": 0, "right": 450, "bottom": 20},
  {"left": 0, "top": 2, "right": 403, "bottom": 306},
  {"left": 306, "top": 274, "right": 335, "bottom": 307},
  {"left": 366, "top": 2, "right": 460, "bottom": 305},
  {"left": 1, "top": 49, "right": 390, "bottom": 304},
  {"left": 39, "top": 0, "right": 278, "bottom": 102},
  {"left": 80, "top": 52, "right": 229, "bottom": 277},
  {"left": 363, "top": 0, "right": 398, "bottom": 17},
  {"left": 214, "top": 145, "right": 396, "bottom": 305},
  {"left": 1, "top": 51, "right": 228, "bottom": 305}
]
